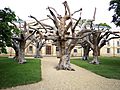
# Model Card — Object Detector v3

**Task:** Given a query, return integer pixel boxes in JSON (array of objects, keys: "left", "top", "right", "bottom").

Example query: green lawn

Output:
[
  {"left": 0, "top": 57, "right": 41, "bottom": 89},
  {"left": 71, "top": 57, "right": 120, "bottom": 80}
]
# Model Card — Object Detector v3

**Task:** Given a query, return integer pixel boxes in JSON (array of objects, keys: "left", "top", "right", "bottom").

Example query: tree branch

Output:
[
  {"left": 107, "top": 36, "right": 120, "bottom": 41},
  {"left": 63, "top": 1, "right": 73, "bottom": 30},
  {"left": 71, "top": 8, "right": 82, "bottom": 16},
  {"left": 25, "top": 28, "right": 37, "bottom": 41},
  {"left": 72, "top": 16, "right": 81, "bottom": 33},
  {"left": 29, "top": 15, "right": 48, "bottom": 33},
  {"left": 64, "top": 21, "right": 72, "bottom": 33},
  {"left": 25, "top": 37, "right": 37, "bottom": 48},
  {"left": 47, "top": 7, "right": 59, "bottom": 28},
  {"left": 29, "top": 26, "right": 43, "bottom": 38},
  {"left": 47, "top": 15, "right": 59, "bottom": 29},
  {"left": 47, "top": 7, "right": 60, "bottom": 17}
]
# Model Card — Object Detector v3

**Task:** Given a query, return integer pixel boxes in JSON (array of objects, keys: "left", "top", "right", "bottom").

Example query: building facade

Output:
[{"left": 5, "top": 37, "right": 120, "bottom": 57}]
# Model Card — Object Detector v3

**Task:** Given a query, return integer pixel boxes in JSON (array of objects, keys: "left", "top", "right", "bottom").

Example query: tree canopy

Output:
[
  {"left": 109, "top": 0, "right": 120, "bottom": 26},
  {"left": 0, "top": 8, "right": 17, "bottom": 53}
]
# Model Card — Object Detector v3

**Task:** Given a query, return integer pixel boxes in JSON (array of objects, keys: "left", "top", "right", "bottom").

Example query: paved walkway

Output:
[{"left": 2, "top": 57, "right": 120, "bottom": 90}]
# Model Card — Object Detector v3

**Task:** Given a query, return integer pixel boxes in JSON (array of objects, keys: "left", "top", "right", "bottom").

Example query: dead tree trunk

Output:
[
  {"left": 89, "top": 33, "right": 100, "bottom": 64},
  {"left": 14, "top": 50, "right": 19, "bottom": 60},
  {"left": 18, "top": 38, "right": 26, "bottom": 64},
  {"left": 90, "top": 46, "right": 100, "bottom": 64},
  {"left": 34, "top": 48, "right": 42, "bottom": 58},
  {"left": 82, "top": 45, "right": 90, "bottom": 60},
  {"left": 12, "top": 40, "right": 19, "bottom": 61},
  {"left": 11, "top": 21, "right": 37, "bottom": 64},
  {"left": 45, "top": 1, "right": 92, "bottom": 70},
  {"left": 56, "top": 41, "right": 67, "bottom": 70},
  {"left": 12, "top": 39, "right": 26, "bottom": 64},
  {"left": 56, "top": 45, "right": 74, "bottom": 71},
  {"left": 34, "top": 42, "right": 43, "bottom": 58}
]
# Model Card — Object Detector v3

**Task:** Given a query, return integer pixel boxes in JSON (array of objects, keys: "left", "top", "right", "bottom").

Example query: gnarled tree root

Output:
[
  {"left": 89, "top": 60, "right": 100, "bottom": 64},
  {"left": 18, "top": 60, "right": 27, "bottom": 64},
  {"left": 55, "top": 65, "right": 75, "bottom": 71}
]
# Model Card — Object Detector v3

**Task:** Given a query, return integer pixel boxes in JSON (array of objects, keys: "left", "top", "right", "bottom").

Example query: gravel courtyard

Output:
[{"left": 2, "top": 57, "right": 120, "bottom": 90}]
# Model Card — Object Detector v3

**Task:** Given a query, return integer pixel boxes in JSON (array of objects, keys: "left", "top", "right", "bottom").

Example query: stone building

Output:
[{"left": 5, "top": 37, "right": 120, "bottom": 57}]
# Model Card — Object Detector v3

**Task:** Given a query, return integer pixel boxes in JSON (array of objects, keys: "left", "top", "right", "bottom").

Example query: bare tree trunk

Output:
[
  {"left": 65, "top": 52, "right": 75, "bottom": 71},
  {"left": 46, "top": 1, "right": 82, "bottom": 71},
  {"left": 82, "top": 46, "right": 90, "bottom": 60},
  {"left": 56, "top": 41, "right": 75, "bottom": 71},
  {"left": 18, "top": 41, "right": 26, "bottom": 64},
  {"left": 12, "top": 41, "right": 19, "bottom": 61},
  {"left": 34, "top": 48, "right": 42, "bottom": 58},
  {"left": 98, "top": 48, "right": 100, "bottom": 56},
  {"left": 56, "top": 41, "right": 66, "bottom": 70},
  {"left": 12, "top": 41, "right": 26, "bottom": 63},
  {"left": 90, "top": 46, "right": 100, "bottom": 64},
  {"left": 34, "top": 42, "right": 43, "bottom": 58},
  {"left": 14, "top": 49, "right": 19, "bottom": 61},
  {"left": 56, "top": 54, "right": 75, "bottom": 71}
]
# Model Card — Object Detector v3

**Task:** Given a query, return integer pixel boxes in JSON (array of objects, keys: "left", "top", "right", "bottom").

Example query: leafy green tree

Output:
[
  {"left": 109, "top": 0, "right": 120, "bottom": 26},
  {"left": 0, "top": 8, "right": 17, "bottom": 53}
]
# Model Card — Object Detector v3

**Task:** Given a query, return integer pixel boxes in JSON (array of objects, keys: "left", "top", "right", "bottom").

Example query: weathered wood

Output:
[
  {"left": 47, "top": 1, "right": 91, "bottom": 71},
  {"left": 11, "top": 21, "right": 38, "bottom": 64}
]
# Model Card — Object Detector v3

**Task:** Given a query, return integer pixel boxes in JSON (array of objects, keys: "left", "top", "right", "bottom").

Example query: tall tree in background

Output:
[
  {"left": 109, "top": 0, "right": 120, "bottom": 26},
  {"left": 88, "top": 23, "right": 111, "bottom": 64},
  {"left": 0, "top": 8, "right": 17, "bottom": 53},
  {"left": 80, "top": 22, "right": 120, "bottom": 64}
]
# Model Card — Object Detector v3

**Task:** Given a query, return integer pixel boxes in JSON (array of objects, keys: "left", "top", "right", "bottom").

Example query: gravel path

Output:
[{"left": 2, "top": 57, "right": 120, "bottom": 90}]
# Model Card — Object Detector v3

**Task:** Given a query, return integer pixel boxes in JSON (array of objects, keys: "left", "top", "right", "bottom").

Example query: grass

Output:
[
  {"left": 71, "top": 57, "right": 120, "bottom": 80},
  {"left": 0, "top": 57, "right": 41, "bottom": 89}
]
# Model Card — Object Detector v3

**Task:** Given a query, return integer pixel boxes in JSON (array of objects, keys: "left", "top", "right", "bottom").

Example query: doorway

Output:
[{"left": 46, "top": 46, "right": 51, "bottom": 55}]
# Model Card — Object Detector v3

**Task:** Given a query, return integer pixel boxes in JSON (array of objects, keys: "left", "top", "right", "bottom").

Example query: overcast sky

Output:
[{"left": 0, "top": 0, "right": 119, "bottom": 30}]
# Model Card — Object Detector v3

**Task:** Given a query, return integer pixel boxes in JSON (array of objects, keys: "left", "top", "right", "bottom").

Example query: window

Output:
[
  {"left": 117, "top": 41, "right": 120, "bottom": 46},
  {"left": 46, "top": 46, "right": 51, "bottom": 55},
  {"left": 117, "top": 48, "right": 120, "bottom": 53},
  {"left": 28, "top": 46, "right": 33, "bottom": 54},
  {"left": 74, "top": 49, "right": 77, "bottom": 53},
  {"left": 29, "top": 46, "right": 33, "bottom": 52},
  {"left": 107, "top": 48, "right": 110, "bottom": 53}
]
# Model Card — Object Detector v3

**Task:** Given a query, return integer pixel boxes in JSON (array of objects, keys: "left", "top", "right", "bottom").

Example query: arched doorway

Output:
[{"left": 46, "top": 46, "right": 51, "bottom": 55}]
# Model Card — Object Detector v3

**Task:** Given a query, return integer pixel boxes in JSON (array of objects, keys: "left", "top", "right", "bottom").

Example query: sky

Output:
[{"left": 0, "top": 0, "right": 120, "bottom": 30}]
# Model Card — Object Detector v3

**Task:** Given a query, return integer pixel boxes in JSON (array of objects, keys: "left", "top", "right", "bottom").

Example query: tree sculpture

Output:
[
  {"left": 28, "top": 27, "right": 46, "bottom": 58},
  {"left": 77, "top": 19, "right": 92, "bottom": 60},
  {"left": 11, "top": 16, "right": 54, "bottom": 63},
  {"left": 11, "top": 20, "right": 37, "bottom": 63},
  {"left": 46, "top": 1, "right": 92, "bottom": 70},
  {"left": 28, "top": 16, "right": 55, "bottom": 58},
  {"left": 81, "top": 41, "right": 91, "bottom": 60},
  {"left": 81, "top": 22, "right": 120, "bottom": 64},
  {"left": 33, "top": 37, "right": 46, "bottom": 58},
  {"left": 29, "top": 1, "right": 92, "bottom": 70}
]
